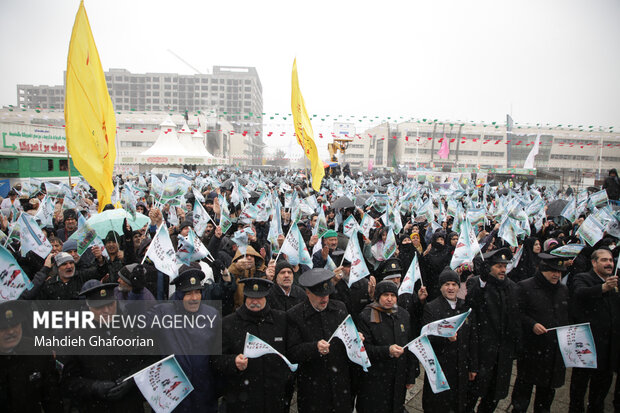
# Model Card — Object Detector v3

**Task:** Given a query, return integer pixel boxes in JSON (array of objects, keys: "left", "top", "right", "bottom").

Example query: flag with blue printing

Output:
[
  {"left": 18, "top": 213, "right": 52, "bottom": 259},
  {"left": 193, "top": 199, "right": 212, "bottom": 237},
  {"left": 576, "top": 215, "right": 605, "bottom": 246},
  {"left": 62, "top": 196, "right": 78, "bottom": 213},
  {"left": 131, "top": 355, "right": 194, "bottom": 413},
  {"left": 450, "top": 219, "right": 482, "bottom": 269},
  {"left": 359, "top": 213, "right": 374, "bottom": 239},
  {"left": 342, "top": 215, "right": 359, "bottom": 238},
  {"left": 552, "top": 323, "right": 597, "bottom": 369},
  {"left": 399, "top": 253, "right": 422, "bottom": 295},
  {"left": 144, "top": 224, "right": 178, "bottom": 281},
  {"left": 550, "top": 244, "right": 585, "bottom": 258},
  {"left": 506, "top": 245, "right": 523, "bottom": 273},
  {"left": 420, "top": 309, "right": 472, "bottom": 338},
  {"left": 177, "top": 228, "right": 212, "bottom": 265},
  {"left": 0, "top": 244, "right": 33, "bottom": 302},
  {"left": 382, "top": 227, "right": 397, "bottom": 260},
  {"left": 34, "top": 195, "right": 55, "bottom": 228},
  {"left": 69, "top": 222, "right": 98, "bottom": 256},
  {"left": 344, "top": 229, "right": 370, "bottom": 287},
  {"left": 328, "top": 315, "right": 371, "bottom": 372},
  {"left": 280, "top": 223, "right": 312, "bottom": 267},
  {"left": 243, "top": 332, "right": 298, "bottom": 372},
  {"left": 588, "top": 189, "right": 608, "bottom": 209},
  {"left": 407, "top": 335, "right": 450, "bottom": 393}
]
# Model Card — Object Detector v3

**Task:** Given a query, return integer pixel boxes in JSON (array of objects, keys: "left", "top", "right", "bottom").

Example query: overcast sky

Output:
[{"left": 1, "top": 0, "right": 619, "bottom": 155}]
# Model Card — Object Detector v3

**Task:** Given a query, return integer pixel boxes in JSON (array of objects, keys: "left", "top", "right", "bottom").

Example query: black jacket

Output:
[
  {"left": 517, "top": 273, "right": 569, "bottom": 388},
  {"left": 356, "top": 305, "right": 419, "bottom": 413},
  {"left": 212, "top": 305, "right": 293, "bottom": 413},
  {"left": 286, "top": 299, "right": 352, "bottom": 413},
  {"left": 422, "top": 297, "right": 476, "bottom": 413},
  {"left": 570, "top": 269, "right": 620, "bottom": 372},
  {"left": 465, "top": 275, "right": 521, "bottom": 400},
  {"left": 266, "top": 283, "right": 307, "bottom": 312}
]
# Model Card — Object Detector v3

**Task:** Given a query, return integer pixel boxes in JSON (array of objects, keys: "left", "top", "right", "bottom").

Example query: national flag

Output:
[
  {"left": 243, "top": 332, "right": 298, "bottom": 372},
  {"left": 328, "top": 315, "right": 371, "bottom": 372},
  {"left": 18, "top": 213, "right": 52, "bottom": 259},
  {"left": 399, "top": 253, "right": 422, "bottom": 295},
  {"left": 143, "top": 224, "right": 178, "bottom": 280},
  {"left": 0, "top": 244, "right": 33, "bottom": 302},
  {"left": 131, "top": 355, "right": 194, "bottom": 413},
  {"left": 343, "top": 230, "right": 370, "bottom": 287},
  {"left": 280, "top": 223, "right": 312, "bottom": 267},
  {"left": 65, "top": 1, "right": 116, "bottom": 211},
  {"left": 291, "top": 59, "right": 324, "bottom": 192}
]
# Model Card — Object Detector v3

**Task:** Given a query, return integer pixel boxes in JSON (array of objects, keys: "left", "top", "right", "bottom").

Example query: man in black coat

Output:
[
  {"left": 356, "top": 280, "right": 418, "bottom": 413},
  {"left": 568, "top": 248, "right": 619, "bottom": 413},
  {"left": 287, "top": 268, "right": 353, "bottom": 413},
  {"left": 0, "top": 300, "right": 63, "bottom": 413},
  {"left": 330, "top": 251, "right": 374, "bottom": 324},
  {"left": 266, "top": 260, "right": 306, "bottom": 311},
  {"left": 511, "top": 253, "right": 570, "bottom": 413},
  {"left": 603, "top": 168, "right": 620, "bottom": 201},
  {"left": 422, "top": 268, "right": 475, "bottom": 413},
  {"left": 465, "top": 247, "right": 521, "bottom": 413},
  {"left": 213, "top": 278, "right": 293, "bottom": 412}
]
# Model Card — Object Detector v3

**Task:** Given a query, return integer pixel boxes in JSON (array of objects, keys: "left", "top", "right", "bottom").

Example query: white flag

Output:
[
  {"left": 420, "top": 309, "right": 472, "bottom": 338},
  {"left": 450, "top": 219, "right": 482, "bottom": 269},
  {"left": 144, "top": 224, "right": 179, "bottom": 280},
  {"left": 343, "top": 230, "right": 370, "bottom": 287},
  {"left": 554, "top": 323, "right": 597, "bottom": 369},
  {"left": 328, "top": 315, "right": 371, "bottom": 372},
  {"left": 523, "top": 133, "right": 540, "bottom": 169},
  {"left": 280, "top": 223, "right": 313, "bottom": 267},
  {"left": 243, "top": 333, "right": 298, "bottom": 372},
  {"left": 131, "top": 355, "right": 194, "bottom": 413},
  {"left": 399, "top": 254, "right": 422, "bottom": 295},
  {"left": 0, "top": 244, "right": 33, "bottom": 301},
  {"left": 18, "top": 213, "right": 52, "bottom": 259},
  {"left": 407, "top": 335, "right": 450, "bottom": 393}
]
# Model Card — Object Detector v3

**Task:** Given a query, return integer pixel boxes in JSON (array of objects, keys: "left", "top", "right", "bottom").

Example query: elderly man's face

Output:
[
  {"left": 379, "top": 292, "right": 397, "bottom": 309},
  {"left": 245, "top": 297, "right": 266, "bottom": 312},
  {"left": 276, "top": 267, "right": 294, "bottom": 289},
  {"left": 325, "top": 236, "right": 338, "bottom": 251},
  {"left": 0, "top": 323, "right": 22, "bottom": 353},
  {"left": 183, "top": 289, "right": 202, "bottom": 313},
  {"left": 306, "top": 290, "right": 329, "bottom": 311},
  {"left": 57, "top": 261, "right": 75, "bottom": 280}
]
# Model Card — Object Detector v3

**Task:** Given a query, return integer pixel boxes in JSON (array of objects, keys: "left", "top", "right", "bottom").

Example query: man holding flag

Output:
[
  {"left": 286, "top": 268, "right": 352, "bottom": 412},
  {"left": 213, "top": 278, "right": 293, "bottom": 412},
  {"left": 356, "top": 280, "right": 418, "bottom": 413}
]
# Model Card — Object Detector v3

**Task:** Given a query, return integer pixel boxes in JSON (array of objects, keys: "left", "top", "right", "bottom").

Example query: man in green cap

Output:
[{"left": 312, "top": 229, "right": 341, "bottom": 268}]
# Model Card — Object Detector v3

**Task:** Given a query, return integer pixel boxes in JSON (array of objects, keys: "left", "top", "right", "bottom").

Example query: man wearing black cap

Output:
[
  {"left": 422, "top": 268, "right": 474, "bottom": 413},
  {"left": 213, "top": 278, "right": 293, "bottom": 412},
  {"left": 465, "top": 247, "right": 521, "bottom": 413},
  {"left": 95, "top": 231, "right": 125, "bottom": 283},
  {"left": 510, "top": 253, "right": 569, "bottom": 413},
  {"left": 287, "top": 268, "right": 353, "bottom": 413},
  {"left": 148, "top": 264, "right": 220, "bottom": 413},
  {"left": 266, "top": 260, "right": 306, "bottom": 312},
  {"left": 356, "top": 280, "right": 418, "bottom": 413},
  {"left": 568, "top": 248, "right": 620, "bottom": 413},
  {"left": 0, "top": 300, "right": 63, "bottom": 413},
  {"left": 114, "top": 263, "right": 155, "bottom": 302},
  {"left": 61, "top": 281, "right": 145, "bottom": 413},
  {"left": 57, "top": 209, "right": 78, "bottom": 242}
]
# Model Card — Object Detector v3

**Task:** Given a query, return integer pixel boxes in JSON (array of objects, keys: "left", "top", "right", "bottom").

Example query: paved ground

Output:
[{"left": 288, "top": 364, "right": 617, "bottom": 412}]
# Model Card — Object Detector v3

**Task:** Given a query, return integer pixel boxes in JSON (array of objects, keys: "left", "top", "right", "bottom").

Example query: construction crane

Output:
[{"left": 167, "top": 49, "right": 207, "bottom": 74}]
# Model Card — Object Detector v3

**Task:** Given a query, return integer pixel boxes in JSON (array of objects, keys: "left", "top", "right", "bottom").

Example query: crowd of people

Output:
[{"left": 1, "top": 167, "right": 619, "bottom": 413}]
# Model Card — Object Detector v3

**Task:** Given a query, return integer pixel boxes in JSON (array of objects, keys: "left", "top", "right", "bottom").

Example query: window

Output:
[
  {"left": 30, "top": 159, "right": 54, "bottom": 172},
  {"left": 0, "top": 157, "right": 19, "bottom": 172},
  {"left": 480, "top": 151, "right": 504, "bottom": 157}
]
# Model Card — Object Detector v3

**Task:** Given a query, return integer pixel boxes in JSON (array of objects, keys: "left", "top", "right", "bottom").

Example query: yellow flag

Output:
[
  {"left": 65, "top": 0, "right": 116, "bottom": 212},
  {"left": 291, "top": 59, "right": 324, "bottom": 192}
]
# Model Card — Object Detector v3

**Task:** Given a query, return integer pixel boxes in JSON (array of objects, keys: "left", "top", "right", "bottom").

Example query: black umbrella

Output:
[
  {"left": 354, "top": 193, "right": 372, "bottom": 207},
  {"left": 332, "top": 196, "right": 355, "bottom": 210},
  {"left": 546, "top": 199, "right": 568, "bottom": 217},
  {"left": 587, "top": 186, "right": 599, "bottom": 192}
]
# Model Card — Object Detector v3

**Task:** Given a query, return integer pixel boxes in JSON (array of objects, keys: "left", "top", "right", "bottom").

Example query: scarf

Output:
[{"left": 368, "top": 301, "right": 397, "bottom": 323}]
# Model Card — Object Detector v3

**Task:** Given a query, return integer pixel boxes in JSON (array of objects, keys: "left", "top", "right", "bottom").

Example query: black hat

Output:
[
  {"left": 331, "top": 250, "right": 351, "bottom": 267},
  {"left": 299, "top": 268, "right": 334, "bottom": 296},
  {"left": 374, "top": 280, "right": 398, "bottom": 298},
  {"left": 79, "top": 281, "right": 118, "bottom": 308},
  {"left": 118, "top": 263, "right": 146, "bottom": 286},
  {"left": 0, "top": 300, "right": 26, "bottom": 329},
  {"left": 104, "top": 231, "right": 118, "bottom": 244},
  {"left": 172, "top": 264, "right": 205, "bottom": 292},
  {"left": 179, "top": 221, "right": 193, "bottom": 230},
  {"left": 63, "top": 208, "right": 77, "bottom": 221},
  {"left": 439, "top": 267, "right": 460, "bottom": 286},
  {"left": 206, "top": 192, "right": 217, "bottom": 202},
  {"left": 538, "top": 253, "right": 569, "bottom": 272},
  {"left": 275, "top": 260, "right": 294, "bottom": 277},
  {"left": 243, "top": 278, "right": 273, "bottom": 298},
  {"left": 482, "top": 247, "right": 513, "bottom": 264},
  {"left": 382, "top": 258, "right": 402, "bottom": 275}
]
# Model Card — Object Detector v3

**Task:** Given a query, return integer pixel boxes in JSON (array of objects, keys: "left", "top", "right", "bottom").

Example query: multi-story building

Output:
[
  {"left": 17, "top": 66, "right": 264, "bottom": 163},
  {"left": 342, "top": 120, "right": 620, "bottom": 185}
]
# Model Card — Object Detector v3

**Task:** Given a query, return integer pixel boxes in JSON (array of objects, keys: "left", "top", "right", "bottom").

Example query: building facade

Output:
[
  {"left": 17, "top": 66, "right": 264, "bottom": 163},
  {"left": 342, "top": 121, "right": 620, "bottom": 185}
]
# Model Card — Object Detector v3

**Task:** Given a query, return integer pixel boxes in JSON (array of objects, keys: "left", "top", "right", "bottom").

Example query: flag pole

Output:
[{"left": 67, "top": 152, "right": 72, "bottom": 187}]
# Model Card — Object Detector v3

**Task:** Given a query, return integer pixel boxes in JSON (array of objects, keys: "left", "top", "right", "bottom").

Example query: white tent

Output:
[
  {"left": 141, "top": 116, "right": 189, "bottom": 157},
  {"left": 191, "top": 128, "right": 214, "bottom": 157}
]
